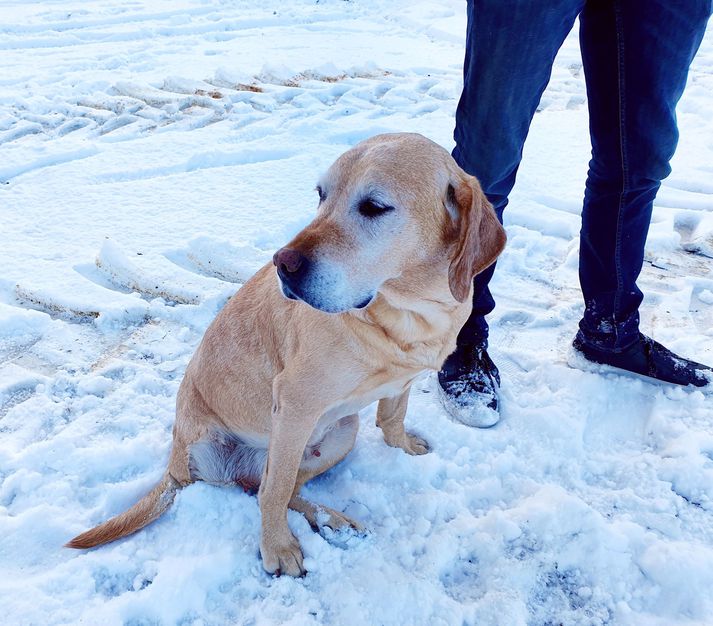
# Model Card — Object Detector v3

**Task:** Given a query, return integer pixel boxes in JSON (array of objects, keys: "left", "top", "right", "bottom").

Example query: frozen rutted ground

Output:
[{"left": 1, "top": 2, "right": 712, "bottom": 625}]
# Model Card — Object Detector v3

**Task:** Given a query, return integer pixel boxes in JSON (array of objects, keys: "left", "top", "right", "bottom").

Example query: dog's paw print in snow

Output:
[
  {"left": 528, "top": 564, "right": 611, "bottom": 626},
  {"left": 0, "top": 362, "right": 49, "bottom": 420},
  {"left": 91, "top": 562, "right": 157, "bottom": 598},
  {"left": 505, "top": 528, "right": 541, "bottom": 562},
  {"left": 440, "top": 552, "right": 484, "bottom": 603}
]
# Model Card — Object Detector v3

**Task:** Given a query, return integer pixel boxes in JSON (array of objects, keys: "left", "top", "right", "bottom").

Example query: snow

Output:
[{"left": 1, "top": 1, "right": 712, "bottom": 624}]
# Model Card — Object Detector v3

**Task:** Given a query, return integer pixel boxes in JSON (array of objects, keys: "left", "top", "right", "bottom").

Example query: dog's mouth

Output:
[
  {"left": 277, "top": 274, "right": 373, "bottom": 313},
  {"left": 353, "top": 295, "right": 373, "bottom": 309},
  {"left": 279, "top": 280, "right": 301, "bottom": 302}
]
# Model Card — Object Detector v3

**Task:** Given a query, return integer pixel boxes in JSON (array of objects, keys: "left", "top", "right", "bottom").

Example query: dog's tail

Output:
[{"left": 65, "top": 472, "right": 181, "bottom": 549}]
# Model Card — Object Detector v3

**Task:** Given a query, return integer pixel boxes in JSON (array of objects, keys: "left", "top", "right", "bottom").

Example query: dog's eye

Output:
[
  {"left": 358, "top": 199, "right": 395, "bottom": 219},
  {"left": 316, "top": 186, "right": 326, "bottom": 203}
]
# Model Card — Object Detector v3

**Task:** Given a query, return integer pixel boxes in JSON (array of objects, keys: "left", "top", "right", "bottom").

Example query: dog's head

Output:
[{"left": 273, "top": 133, "right": 506, "bottom": 313}]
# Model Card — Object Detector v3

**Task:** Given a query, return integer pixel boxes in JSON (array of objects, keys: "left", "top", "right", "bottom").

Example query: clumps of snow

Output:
[{"left": 0, "top": 301, "right": 52, "bottom": 342}]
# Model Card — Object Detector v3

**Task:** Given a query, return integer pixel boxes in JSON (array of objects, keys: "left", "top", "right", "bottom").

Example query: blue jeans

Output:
[{"left": 453, "top": 0, "right": 711, "bottom": 351}]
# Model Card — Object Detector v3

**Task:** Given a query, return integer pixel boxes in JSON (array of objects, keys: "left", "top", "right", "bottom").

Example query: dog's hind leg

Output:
[
  {"left": 187, "top": 417, "right": 360, "bottom": 532},
  {"left": 289, "top": 414, "right": 363, "bottom": 533},
  {"left": 188, "top": 430, "right": 266, "bottom": 491}
]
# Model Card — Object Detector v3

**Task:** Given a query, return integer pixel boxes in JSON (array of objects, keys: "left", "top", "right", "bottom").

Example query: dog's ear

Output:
[{"left": 446, "top": 175, "right": 507, "bottom": 303}]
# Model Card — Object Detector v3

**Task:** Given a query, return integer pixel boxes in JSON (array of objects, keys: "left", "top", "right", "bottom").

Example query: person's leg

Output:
[
  {"left": 453, "top": 0, "right": 585, "bottom": 346},
  {"left": 574, "top": 0, "right": 712, "bottom": 385},
  {"left": 440, "top": 0, "right": 585, "bottom": 426}
]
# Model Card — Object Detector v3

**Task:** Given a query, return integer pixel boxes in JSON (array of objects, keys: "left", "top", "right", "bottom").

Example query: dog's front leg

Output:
[
  {"left": 259, "top": 376, "right": 322, "bottom": 577},
  {"left": 376, "top": 388, "right": 429, "bottom": 455}
]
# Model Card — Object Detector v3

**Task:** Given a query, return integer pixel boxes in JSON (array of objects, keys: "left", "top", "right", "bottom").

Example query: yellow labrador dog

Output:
[{"left": 67, "top": 133, "right": 506, "bottom": 576}]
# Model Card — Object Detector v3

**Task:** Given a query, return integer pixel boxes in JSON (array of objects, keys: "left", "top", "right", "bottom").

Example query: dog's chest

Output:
[
  {"left": 308, "top": 374, "right": 418, "bottom": 446},
  {"left": 306, "top": 323, "right": 459, "bottom": 447}
]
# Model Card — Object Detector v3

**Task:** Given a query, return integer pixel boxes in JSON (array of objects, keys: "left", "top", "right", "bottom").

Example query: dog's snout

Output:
[{"left": 273, "top": 248, "right": 306, "bottom": 275}]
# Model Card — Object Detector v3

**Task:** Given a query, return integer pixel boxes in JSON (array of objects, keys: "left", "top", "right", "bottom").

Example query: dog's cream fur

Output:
[{"left": 66, "top": 133, "right": 506, "bottom": 576}]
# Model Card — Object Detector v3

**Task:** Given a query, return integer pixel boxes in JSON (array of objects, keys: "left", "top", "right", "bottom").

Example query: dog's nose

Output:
[{"left": 273, "top": 248, "right": 306, "bottom": 275}]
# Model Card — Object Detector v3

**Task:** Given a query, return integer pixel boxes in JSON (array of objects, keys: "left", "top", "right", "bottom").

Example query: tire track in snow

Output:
[
  {"left": 1, "top": 236, "right": 260, "bottom": 427},
  {"left": 0, "top": 67, "right": 459, "bottom": 154},
  {"left": 0, "top": 66, "right": 464, "bottom": 190}
]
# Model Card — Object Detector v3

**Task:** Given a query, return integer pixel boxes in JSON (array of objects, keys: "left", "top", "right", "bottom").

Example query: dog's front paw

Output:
[
  {"left": 260, "top": 532, "right": 306, "bottom": 577},
  {"left": 384, "top": 431, "right": 430, "bottom": 455},
  {"left": 402, "top": 432, "right": 430, "bottom": 455}
]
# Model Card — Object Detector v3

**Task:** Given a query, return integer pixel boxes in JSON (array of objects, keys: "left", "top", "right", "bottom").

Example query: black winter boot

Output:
[
  {"left": 437, "top": 343, "right": 501, "bottom": 427},
  {"left": 573, "top": 332, "right": 712, "bottom": 387}
]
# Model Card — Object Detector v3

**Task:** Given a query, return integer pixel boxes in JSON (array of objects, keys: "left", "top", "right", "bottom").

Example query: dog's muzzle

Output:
[{"left": 273, "top": 247, "right": 374, "bottom": 313}]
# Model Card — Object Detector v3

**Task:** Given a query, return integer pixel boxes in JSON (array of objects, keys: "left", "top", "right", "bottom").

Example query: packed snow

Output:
[{"left": 1, "top": 1, "right": 712, "bottom": 624}]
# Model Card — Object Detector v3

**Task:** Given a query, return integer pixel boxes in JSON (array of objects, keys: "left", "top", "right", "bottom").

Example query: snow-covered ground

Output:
[{"left": 1, "top": 1, "right": 712, "bottom": 624}]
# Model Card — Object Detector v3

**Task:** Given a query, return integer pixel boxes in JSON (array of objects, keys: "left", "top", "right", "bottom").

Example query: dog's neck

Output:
[{"left": 347, "top": 260, "right": 468, "bottom": 357}]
